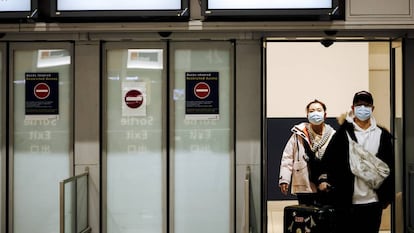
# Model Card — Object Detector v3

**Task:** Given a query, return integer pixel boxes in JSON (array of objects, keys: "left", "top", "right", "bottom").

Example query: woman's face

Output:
[{"left": 307, "top": 103, "right": 326, "bottom": 126}]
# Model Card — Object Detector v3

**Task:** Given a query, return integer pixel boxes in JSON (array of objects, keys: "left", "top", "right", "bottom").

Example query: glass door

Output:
[
  {"left": 103, "top": 41, "right": 234, "bottom": 233},
  {"left": 9, "top": 43, "right": 73, "bottom": 233},
  {"left": 103, "top": 42, "right": 167, "bottom": 233},
  {"left": 170, "top": 41, "right": 234, "bottom": 233}
]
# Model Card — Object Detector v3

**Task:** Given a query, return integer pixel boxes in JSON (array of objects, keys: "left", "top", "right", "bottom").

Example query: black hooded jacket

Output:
[{"left": 320, "top": 120, "right": 394, "bottom": 209}]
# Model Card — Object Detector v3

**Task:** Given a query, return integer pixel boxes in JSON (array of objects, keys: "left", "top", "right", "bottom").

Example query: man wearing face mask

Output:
[
  {"left": 278, "top": 99, "right": 335, "bottom": 195},
  {"left": 318, "top": 91, "right": 394, "bottom": 233}
]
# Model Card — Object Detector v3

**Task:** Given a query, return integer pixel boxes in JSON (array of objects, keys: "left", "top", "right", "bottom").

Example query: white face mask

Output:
[
  {"left": 354, "top": 105, "right": 372, "bottom": 121},
  {"left": 308, "top": 111, "right": 325, "bottom": 125}
]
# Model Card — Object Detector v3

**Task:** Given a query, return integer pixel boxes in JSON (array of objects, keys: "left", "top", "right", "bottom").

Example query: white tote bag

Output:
[{"left": 347, "top": 132, "right": 390, "bottom": 189}]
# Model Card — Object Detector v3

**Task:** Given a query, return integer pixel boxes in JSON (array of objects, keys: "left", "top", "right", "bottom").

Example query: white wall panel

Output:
[{"left": 266, "top": 42, "right": 369, "bottom": 118}]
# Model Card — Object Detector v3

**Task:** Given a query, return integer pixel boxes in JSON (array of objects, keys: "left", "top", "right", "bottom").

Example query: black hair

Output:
[{"left": 306, "top": 99, "right": 327, "bottom": 112}]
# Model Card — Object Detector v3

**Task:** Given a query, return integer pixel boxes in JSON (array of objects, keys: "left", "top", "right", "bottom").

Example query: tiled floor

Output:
[{"left": 267, "top": 201, "right": 391, "bottom": 233}]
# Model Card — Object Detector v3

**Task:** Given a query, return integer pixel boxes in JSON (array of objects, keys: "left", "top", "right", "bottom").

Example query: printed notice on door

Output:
[
  {"left": 122, "top": 82, "right": 147, "bottom": 117},
  {"left": 185, "top": 72, "right": 219, "bottom": 120},
  {"left": 25, "top": 72, "right": 59, "bottom": 119}
]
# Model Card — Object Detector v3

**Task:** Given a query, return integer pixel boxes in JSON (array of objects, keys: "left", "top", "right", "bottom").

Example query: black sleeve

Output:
[{"left": 376, "top": 128, "right": 395, "bottom": 208}]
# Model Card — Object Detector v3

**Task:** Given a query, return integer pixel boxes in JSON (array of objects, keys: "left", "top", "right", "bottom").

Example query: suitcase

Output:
[{"left": 284, "top": 204, "right": 335, "bottom": 233}]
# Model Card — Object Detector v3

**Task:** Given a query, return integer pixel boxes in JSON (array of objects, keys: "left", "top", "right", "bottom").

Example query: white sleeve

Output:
[{"left": 278, "top": 134, "right": 297, "bottom": 185}]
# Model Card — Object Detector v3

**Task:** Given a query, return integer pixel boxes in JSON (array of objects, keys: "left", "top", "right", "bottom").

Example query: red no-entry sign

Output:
[
  {"left": 194, "top": 82, "right": 210, "bottom": 99},
  {"left": 124, "top": 89, "right": 144, "bottom": 109},
  {"left": 34, "top": 83, "right": 50, "bottom": 99}
]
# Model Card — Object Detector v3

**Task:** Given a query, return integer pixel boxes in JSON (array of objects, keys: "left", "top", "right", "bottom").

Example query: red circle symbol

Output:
[
  {"left": 34, "top": 83, "right": 50, "bottom": 99},
  {"left": 194, "top": 82, "right": 210, "bottom": 99},
  {"left": 124, "top": 89, "right": 144, "bottom": 109}
]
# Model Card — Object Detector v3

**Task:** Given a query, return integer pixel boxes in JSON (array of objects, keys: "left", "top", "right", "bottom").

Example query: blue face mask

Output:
[
  {"left": 354, "top": 105, "right": 372, "bottom": 121},
  {"left": 308, "top": 111, "right": 324, "bottom": 125}
]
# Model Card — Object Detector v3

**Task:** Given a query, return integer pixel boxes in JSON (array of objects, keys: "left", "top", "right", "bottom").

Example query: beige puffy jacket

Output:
[{"left": 278, "top": 122, "right": 334, "bottom": 194}]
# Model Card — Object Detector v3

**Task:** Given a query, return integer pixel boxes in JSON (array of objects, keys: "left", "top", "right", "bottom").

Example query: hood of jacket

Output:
[{"left": 291, "top": 122, "right": 310, "bottom": 145}]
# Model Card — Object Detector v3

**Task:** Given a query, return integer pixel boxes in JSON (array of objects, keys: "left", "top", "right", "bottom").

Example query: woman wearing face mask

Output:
[
  {"left": 278, "top": 99, "right": 335, "bottom": 195},
  {"left": 318, "top": 91, "right": 394, "bottom": 233}
]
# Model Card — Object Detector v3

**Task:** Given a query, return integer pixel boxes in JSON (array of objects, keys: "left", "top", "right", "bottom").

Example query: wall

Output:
[
  {"left": 347, "top": 0, "right": 413, "bottom": 21},
  {"left": 74, "top": 41, "right": 101, "bottom": 233},
  {"left": 235, "top": 40, "right": 262, "bottom": 233},
  {"left": 266, "top": 42, "right": 369, "bottom": 119}
]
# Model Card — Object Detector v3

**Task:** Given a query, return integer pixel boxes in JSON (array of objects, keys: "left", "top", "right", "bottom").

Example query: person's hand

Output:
[
  {"left": 318, "top": 182, "right": 331, "bottom": 192},
  {"left": 279, "top": 183, "right": 289, "bottom": 195}
]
